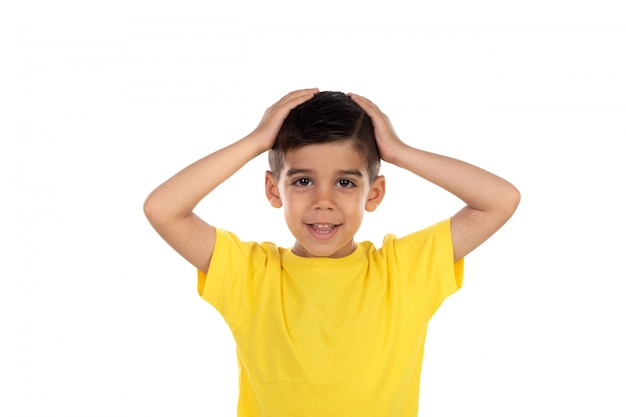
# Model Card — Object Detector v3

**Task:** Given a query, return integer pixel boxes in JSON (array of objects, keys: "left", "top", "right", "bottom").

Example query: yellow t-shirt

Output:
[{"left": 198, "top": 219, "right": 463, "bottom": 417}]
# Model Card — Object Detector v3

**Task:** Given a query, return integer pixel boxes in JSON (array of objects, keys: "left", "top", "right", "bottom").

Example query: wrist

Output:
[
  {"left": 242, "top": 132, "right": 273, "bottom": 157},
  {"left": 382, "top": 141, "right": 410, "bottom": 166}
]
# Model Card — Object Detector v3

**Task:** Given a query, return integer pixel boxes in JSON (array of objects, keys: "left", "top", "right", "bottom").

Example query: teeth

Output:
[
  {"left": 309, "top": 223, "right": 337, "bottom": 234},
  {"left": 311, "top": 223, "right": 335, "bottom": 229}
]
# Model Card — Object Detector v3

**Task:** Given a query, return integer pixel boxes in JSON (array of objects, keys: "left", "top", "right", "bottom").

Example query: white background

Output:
[{"left": 2, "top": 0, "right": 625, "bottom": 416}]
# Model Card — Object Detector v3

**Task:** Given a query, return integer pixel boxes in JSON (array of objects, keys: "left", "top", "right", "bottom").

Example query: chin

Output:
[{"left": 306, "top": 243, "right": 356, "bottom": 258}]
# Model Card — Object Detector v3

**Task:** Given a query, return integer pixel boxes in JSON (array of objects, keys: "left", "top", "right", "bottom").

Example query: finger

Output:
[
  {"left": 349, "top": 93, "right": 382, "bottom": 114},
  {"left": 261, "top": 88, "right": 319, "bottom": 133},
  {"left": 269, "top": 88, "right": 318, "bottom": 116},
  {"left": 350, "top": 94, "right": 389, "bottom": 126},
  {"left": 278, "top": 88, "right": 319, "bottom": 106}
]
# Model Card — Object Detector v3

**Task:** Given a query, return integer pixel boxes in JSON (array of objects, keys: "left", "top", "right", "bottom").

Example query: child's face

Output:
[{"left": 265, "top": 140, "right": 385, "bottom": 258}]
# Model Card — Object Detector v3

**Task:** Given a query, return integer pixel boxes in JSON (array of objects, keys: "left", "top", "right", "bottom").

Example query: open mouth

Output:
[
  {"left": 305, "top": 223, "right": 341, "bottom": 240},
  {"left": 308, "top": 223, "right": 338, "bottom": 234}
]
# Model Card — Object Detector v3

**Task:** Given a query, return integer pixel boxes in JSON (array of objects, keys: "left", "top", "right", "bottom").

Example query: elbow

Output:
[
  {"left": 503, "top": 183, "right": 521, "bottom": 219},
  {"left": 143, "top": 192, "right": 164, "bottom": 226},
  {"left": 143, "top": 191, "right": 191, "bottom": 229}
]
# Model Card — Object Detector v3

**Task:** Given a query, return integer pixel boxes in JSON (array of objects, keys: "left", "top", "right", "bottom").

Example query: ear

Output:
[
  {"left": 365, "top": 175, "right": 386, "bottom": 212},
  {"left": 265, "top": 171, "right": 283, "bottom": 209}
]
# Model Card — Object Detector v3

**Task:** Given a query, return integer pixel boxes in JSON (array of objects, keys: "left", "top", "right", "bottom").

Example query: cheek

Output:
[
  {"left": 341, "top": 195, "right": 368, "bottom": 217},
  {"left": 281, "top": 195, "right": 306, "bottom": 217},
  {"left": 352, "top": 192, "right": 369, "bottom": 207}
]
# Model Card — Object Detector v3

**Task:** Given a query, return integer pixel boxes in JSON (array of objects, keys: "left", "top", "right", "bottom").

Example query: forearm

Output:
[
  {"left": 388, "top": 144, "right": 519, "bottom": 213},
  {"left": 349, "top": 92, "right": 519, "bottom": 259},
  {"left": 144, "top": 134, "right": 264, "bottom": 222}
]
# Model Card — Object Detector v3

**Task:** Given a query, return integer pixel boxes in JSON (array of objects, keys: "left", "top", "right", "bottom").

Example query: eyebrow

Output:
[{"left": 285, "top": 168, "right": 363, "bottom": 178}]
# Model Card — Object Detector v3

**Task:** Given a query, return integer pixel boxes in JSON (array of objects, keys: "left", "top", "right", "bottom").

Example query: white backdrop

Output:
[{"left": 2, "top": 1, "right": 625, "bottom": 416}]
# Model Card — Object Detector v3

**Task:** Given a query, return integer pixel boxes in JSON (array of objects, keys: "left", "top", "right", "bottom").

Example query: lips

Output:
[
  {"left": 306, "top": 222, "right": 340, "bottom": 239},
  {"left": 309, "top": 223, "right": 337, "bottom": 233}
]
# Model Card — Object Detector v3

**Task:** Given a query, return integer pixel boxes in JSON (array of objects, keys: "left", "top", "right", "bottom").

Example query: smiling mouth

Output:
[{"left": 307, "top": 223, "right": 339, "bottom": 234}]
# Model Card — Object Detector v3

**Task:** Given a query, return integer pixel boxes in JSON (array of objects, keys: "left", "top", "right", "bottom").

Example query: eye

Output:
[
  {"left": 293, "top": 177, "right": 312, "bottom": 187},
  {"left": 337, "top": 178, "right": 356, "bottom": 188}
]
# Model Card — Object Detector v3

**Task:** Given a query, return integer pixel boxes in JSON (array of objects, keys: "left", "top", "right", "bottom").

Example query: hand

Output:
[
  {"left": 349, "top": 93, "right": 406, "bottom": 164},
  {"left": 251, "top": 88, "right": 319, "bottom": 152}
]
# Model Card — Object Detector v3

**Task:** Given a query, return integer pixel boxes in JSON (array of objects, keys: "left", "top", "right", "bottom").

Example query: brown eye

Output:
[{"left": 337, "top": 179, "right": 355, "bottom": 188}]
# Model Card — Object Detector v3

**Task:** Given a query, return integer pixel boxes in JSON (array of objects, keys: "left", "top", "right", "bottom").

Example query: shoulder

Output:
[
  {"left": 198, "top": 228, "right": 281, "bottom": 300},
  {"left": 375, "top": 218, "right": 463, "bottom": 300},
  {"left": 371, "top": 219, "right": 459, "bottom": 283},
  {"left": 206, "top": 228, "right": 282, "bottom": 282},
  {"left": 379, "top": 219, "right": 453, "bottom": 254},
  {"left": 213, "top": 228, "right": 280, "bottom": 256}
]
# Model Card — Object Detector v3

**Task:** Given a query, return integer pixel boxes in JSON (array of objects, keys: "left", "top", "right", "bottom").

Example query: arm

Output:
[
  {"left": 143, "top": 88, "right": 319, "bottom": 273},
  {"left": 350, "top": 93, "right": 520, "bottom": 262}
]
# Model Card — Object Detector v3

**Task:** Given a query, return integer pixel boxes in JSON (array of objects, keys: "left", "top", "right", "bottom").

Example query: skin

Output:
[
  {"left": 349, "top": 93, "right": 520, "bottom": 262},
  {"left": 144, "top": 88, "right": 520, "bottom": 274},
  {"left": 265, "top": 141, "right": 385, "bottom": 258}
]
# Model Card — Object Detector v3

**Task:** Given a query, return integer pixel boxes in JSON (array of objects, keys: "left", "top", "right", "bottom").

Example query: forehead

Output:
[{"left": 282, "top": 141, "right": 367, "bottom": 174}]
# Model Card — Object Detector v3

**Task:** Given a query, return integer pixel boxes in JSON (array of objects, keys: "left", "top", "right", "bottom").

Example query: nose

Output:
[{"left": 314, "top": 184, "right": 335, "bottom": 210}]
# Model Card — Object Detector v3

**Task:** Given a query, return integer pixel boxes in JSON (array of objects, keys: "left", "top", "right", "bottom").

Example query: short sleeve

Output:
[
  {"left": 383, "top": 219, "right": 464, "bottom": 318},
  {"left": 197, "top": 229, "right": 276, "bottom": 328}
]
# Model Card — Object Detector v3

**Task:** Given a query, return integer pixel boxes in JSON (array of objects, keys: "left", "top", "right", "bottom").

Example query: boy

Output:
[{"left": 144, "top": 88, "right": 520, "bottom": 416}]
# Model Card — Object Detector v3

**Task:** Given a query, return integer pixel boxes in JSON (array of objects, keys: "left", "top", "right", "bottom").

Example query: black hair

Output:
[{"left": 268, "top": 91, "right": 381, "bottom": 182}]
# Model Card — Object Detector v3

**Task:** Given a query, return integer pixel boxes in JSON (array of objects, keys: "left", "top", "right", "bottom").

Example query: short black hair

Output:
[{"left": 268, "top": 91, "right": 381, "bottom": 182}]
